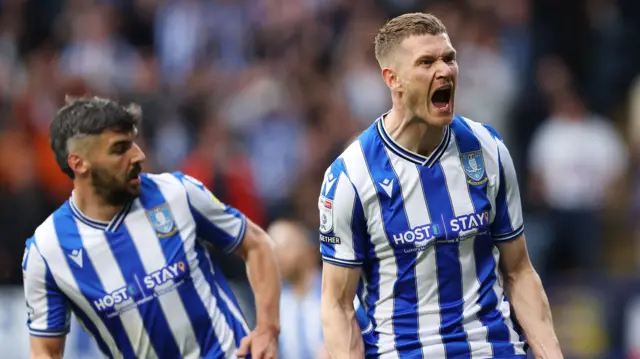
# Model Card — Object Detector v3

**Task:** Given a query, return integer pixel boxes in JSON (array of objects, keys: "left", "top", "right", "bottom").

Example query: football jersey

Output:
[
  {"left": 278, "top": 273, "right": 323, "bottom": 359},
  {"left": 22, "top": 172, "right": 251, "bottom": 359},
  {"left": 318, "top": 114, "right": 527, "bottom": 358}
]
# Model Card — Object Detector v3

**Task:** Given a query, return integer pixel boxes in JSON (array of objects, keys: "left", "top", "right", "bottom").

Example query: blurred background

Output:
[{"left": 0, "top": 0, "right": 638, "bottom": 357}]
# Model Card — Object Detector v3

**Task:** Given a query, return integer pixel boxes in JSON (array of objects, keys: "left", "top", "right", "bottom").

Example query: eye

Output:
[
  {"left": 111, "top": 142, "right": 132, "bottom": 155},
  {"left": 420, "top": 59, "right": 433, "bottom": 66},
  {"left": 444, "top": 55, "right": 456, "bottom": 63}
]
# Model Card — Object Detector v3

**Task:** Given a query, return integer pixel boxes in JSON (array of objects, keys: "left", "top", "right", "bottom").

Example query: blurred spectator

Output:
[
  {"left": 337, "top": 15, "right": 391, "bottom": 125},
  {"left": 181, "top": 113, "right": 266, "bottom": 227},
  {"left": 0, "top": 128, "right": 51, "bottom": 283},
  {"left": 269, "top": 219, "right": 324, "bottom": 359},
  {"left": 494, "top": 0, "right": 533, "bottom": 87},
  {"left": 526, "top": 57, "right": 628, "bottom": 279},
  {"left": 629, "top": 76, "right": 640, "bottom": 274},
  {"left": 58, "top": 4, "right": 144, "bottom": 94},
  {"left": 454, "top": 9, "right": 517, "bottom": 144},
  {"left": 13, "top": 47, "right": 75, "bottom": 205}
]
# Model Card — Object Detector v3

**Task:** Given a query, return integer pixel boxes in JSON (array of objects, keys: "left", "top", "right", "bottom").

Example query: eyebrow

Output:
[
  {"left": 414, "top": 49, "right": 457, "bottom": 64},
  {"left": 109, "top": 139, "right": 132, "bottom": 150}
]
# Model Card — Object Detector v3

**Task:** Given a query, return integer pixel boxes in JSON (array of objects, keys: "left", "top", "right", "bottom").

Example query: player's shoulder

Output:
[
  {"left": 451, "top": 114, "right": 511, "bottom": 161},
  {"left": 139, "top": 171, "right": 202, "bottom": 197},
  {"left": 141, "top": 171, "right": 216, "bottom": 207},
  {"left": 30, "top": 201, "right": 71, "bottom": 241},
  {"left": 452, "top": 114, "right": 505, "bottom": 143},
  {"left": 142, "top": 171, "right": 206, "bottom": 188},
  {"left": 25, "top": 204, "right": 69, "bottom": 265},
  {"left": 324, "top": 120, "right": 380, "bottom": 177}
]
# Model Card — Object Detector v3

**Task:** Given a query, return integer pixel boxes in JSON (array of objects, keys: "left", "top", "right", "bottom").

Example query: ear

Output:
[
  {"left": 382, "top": 67, "right": 402, "bottom": 92},
  {"left": 67, "top": 153, "right": 89, "bottom": 177}
]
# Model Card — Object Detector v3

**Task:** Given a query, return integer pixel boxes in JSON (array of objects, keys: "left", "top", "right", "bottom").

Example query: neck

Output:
[
  {"left": 384, "top": 106, "right": 445, "bottom": 158},
  {"left": 290, "top": 266, "right": 317, "bottom": 297},
  {"left": 73, "top": 182, "right": 124, "bottom": 222}
]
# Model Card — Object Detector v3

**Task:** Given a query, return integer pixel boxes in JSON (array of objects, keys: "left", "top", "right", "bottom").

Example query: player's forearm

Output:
[
  {"left": 30, "top": 354, "right": 62, "bottom": 359},
  {"left": 30, "top": 355, "right": 61, "bottom": 359},
  {"left": 504, "top": 266, "right": 562, "bottom": 359},
  {"left": 30, "top": 337, "right": 65, "bottom": 359},
  {"left": 244, "top": 236, "right": 281, "bottom": 334},
  {"left": 321, "top": 299, "right": 364, "bottom": 359}
]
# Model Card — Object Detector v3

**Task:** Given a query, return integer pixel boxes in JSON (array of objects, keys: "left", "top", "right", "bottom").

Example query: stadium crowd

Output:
[{"left": 0, "top": 0, "right": 639, "bottom": 357}]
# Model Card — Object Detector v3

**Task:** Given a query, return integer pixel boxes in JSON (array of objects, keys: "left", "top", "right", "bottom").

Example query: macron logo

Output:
[
  {"left": 379, "top": 178, "right": 394, "bottom": 197},
  {"left": 324, "top": 173, "right": 337, "bottom": 195},
  {"left": 68, "top": 249, "right": 83, "bottom": 268}
]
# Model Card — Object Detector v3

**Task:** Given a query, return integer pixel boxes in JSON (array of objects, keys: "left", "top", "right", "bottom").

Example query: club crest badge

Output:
[
  {"left": 147, "top": 203, "right": 178, "bottom": 238},
  {"left": 461, "top": 150, "right": 488, "bottom": 185},
  {"left": 319, "top": 197, "right": 334, "bottom": 234}
]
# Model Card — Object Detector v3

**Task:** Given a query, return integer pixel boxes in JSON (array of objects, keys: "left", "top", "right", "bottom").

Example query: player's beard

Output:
[{"left": 90, "top": 164, "right": 142, "bottom": 206}]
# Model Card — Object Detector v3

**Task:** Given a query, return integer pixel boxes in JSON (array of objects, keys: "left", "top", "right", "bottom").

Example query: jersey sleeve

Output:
[
  {"left": 173, "top": 172, "right": 248, "bottom": 253},
  {"left": 491, "top": 136, "right": 525, "bottom": 242},
  {"left": 318, "top": 160, "right": 368, "bottom": 267},
  {"left": 23, "top": 238, "right": 71, "bottom": 337}
]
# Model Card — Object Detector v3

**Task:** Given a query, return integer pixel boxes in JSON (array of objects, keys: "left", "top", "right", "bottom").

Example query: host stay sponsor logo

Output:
[
  {"left": 93, "top": 261, "right": 187, "bottom": 313},
  {"left": 391, "top": 211, "right": 491, "bottom": 250}
]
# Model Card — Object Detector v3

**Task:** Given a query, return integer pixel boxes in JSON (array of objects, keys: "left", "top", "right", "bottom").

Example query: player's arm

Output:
[
  {"left": 30, "top": 337, "right": 65, "bottom": 359},
  {"left": 321, "top": 264, "right": 364, "bottom": 359},
  {"left": 174, "top": 173, "right": 280, "bottom": 357},
  {"left": 497, "top": 236, "right": 561, "bottom": 358},
  {"left": 234, "top": 220, "right": 281, "bottom": 338},
  {"left": 489, "top": 137, "right": 562, "bottom": 359},
  {"left": 317, "top": 164, "right": 367, "bottom": 359},
  {"left": 23, "top": 239, "right": 70, "bottom": 359}
]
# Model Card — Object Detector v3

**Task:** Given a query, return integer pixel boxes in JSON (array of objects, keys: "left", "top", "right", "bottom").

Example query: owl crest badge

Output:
[
  {"left": 461, "top": 150, "right": 488, "bottom": 185},
  {"left": 147, "top": 203, "right": 178, "bottom": 238}
]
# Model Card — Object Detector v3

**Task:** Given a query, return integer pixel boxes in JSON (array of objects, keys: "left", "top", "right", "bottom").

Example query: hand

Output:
[{"left": 237, "top": 325, "right": 279, "bottom": 359}]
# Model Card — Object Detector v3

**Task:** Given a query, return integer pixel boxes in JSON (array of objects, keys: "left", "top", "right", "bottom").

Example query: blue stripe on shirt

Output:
[
  {"left": 420, "top": 162, "right": 471, "bottom": 358},
  {"left": 53, "top": 206, "right": 136, "bottom": 358},
  {"left": 106, "top": 228, "right": 182, "bottom": 357},
  {"left": 453, "top": 117, "right": 515, "bottom": 356},
  {"left": 194, "top": 241, "right": 249, "bottom": 352},
  {"left": 139, "top": 176, "right": 222, "bottom": 356},
  {"left": 360, "top": 138, "right": 423, "bottom": 358}
]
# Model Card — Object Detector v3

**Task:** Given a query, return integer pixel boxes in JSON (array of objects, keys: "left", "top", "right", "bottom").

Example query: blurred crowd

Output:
[{"left": 0, "top": 0, "right": 639, "bottom": 357}]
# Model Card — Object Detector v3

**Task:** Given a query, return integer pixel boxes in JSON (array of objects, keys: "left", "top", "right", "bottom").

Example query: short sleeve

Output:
[
  {"left": 23, "top": 238, "right": 71, "bottom": 337},
  {"left": 318, "top": 160, "right": 368, "bottom": 267},
  {"left": 491, "top": 138, "right": 525, "bottom": 242},
  {"left": 173, "top": 172, "right": 248, "bottom": 253}
]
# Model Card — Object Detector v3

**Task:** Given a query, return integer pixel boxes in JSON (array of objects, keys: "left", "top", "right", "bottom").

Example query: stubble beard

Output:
[{"left": 91, "top": 167, "right": 140, "bottom": 207}]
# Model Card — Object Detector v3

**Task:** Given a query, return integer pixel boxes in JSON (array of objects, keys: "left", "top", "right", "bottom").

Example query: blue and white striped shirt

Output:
[
  {"left": 278, "top": 273, "right": 323, "bottom": 359},
  {"left": 22, "top": 172, "right": 251, "bottom": 359},
  {"left": 318, "top": 114, "right": 527, "bottom": 358}
]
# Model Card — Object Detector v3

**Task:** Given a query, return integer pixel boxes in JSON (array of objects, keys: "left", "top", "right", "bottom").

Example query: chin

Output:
[
  {"left": 417, "top": 109, "right": 454, "bottom": 127},
  {"left": 129, "top": 186, "right": 142, "bottom": 197},
  {"left": 434, "top": 112, "right": 455, "bottom": 126}
]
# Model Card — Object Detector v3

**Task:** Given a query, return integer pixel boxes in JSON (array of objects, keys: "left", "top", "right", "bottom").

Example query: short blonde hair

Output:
[{"left": 374, "top": 12, "right": 448, "bottom": 66}]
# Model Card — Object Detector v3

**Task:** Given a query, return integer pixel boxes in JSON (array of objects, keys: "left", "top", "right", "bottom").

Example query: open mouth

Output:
[
  {"left": 128, "top": 166, "right": 142, "bottom": 181},
  {"left": 431, "top": 86, "right": 452, "bottom": 111}
]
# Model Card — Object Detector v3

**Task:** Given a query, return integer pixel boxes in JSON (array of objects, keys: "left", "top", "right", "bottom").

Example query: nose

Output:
[
  {"left": 435, "top": 59, "right": 453, "bottom": 79},
  {"left": 131, "top": 143, "right": 146, "bottom": 164}
]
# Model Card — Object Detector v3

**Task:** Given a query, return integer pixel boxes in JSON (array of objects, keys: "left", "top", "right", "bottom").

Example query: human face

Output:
[
  {"left": 395, "top": 33, "right": 458, "bottom": 126},
  {"left": 87, "top": 129, "right": 146, "bottom": 206},
  {"left": 273, "top": 226, "right": 310, "bottom": 282}
]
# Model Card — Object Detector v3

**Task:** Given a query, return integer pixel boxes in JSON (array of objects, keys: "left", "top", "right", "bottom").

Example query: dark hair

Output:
[{"left": 49, "top": 96, "right": 141, "bottom": 179}]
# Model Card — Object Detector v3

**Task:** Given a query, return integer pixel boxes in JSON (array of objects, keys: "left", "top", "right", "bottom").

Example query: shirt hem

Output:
[
  {"left": 224, "top": 215, "right": 248, "bottom": 254},
  {"left": 322, "top": 256, "right": 362, "bottom": 267}
]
